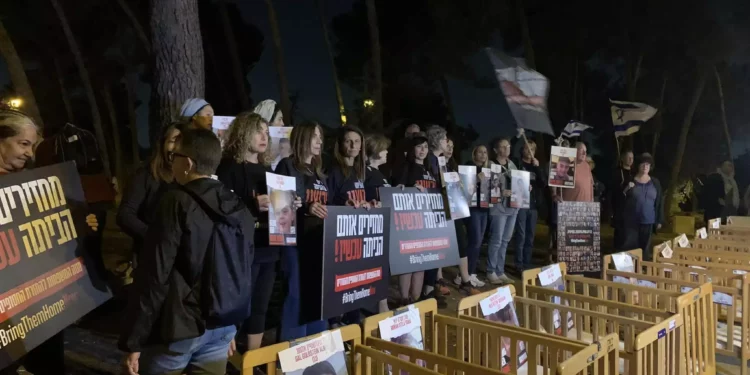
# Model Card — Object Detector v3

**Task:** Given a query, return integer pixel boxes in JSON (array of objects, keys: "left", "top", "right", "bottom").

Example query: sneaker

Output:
[
  {"left": 437, "top": 279, "right": 451, "bottom": 295},
  {"left": 487, "top": 272, "right": 504, "bottom": 285},
  {"left": 459, "top": 282, "right": 481, "bottom": 295},
  {"left": 470, "top": 274, "right": 486, "bottom": 287},
  {"left": 497, "top": 273, "right": 514, "bottom": 285},
  {"left": 453, "top": 275, "right": 463, "bottom": 286}
]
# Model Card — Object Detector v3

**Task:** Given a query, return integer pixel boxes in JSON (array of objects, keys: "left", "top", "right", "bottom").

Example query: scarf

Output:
[{"left": 717, "top": 168, "right": 739, "bottom": 208}]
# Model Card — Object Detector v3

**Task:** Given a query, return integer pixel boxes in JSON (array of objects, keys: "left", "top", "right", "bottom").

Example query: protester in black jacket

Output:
[
  {"left": 609, "top": 150, "right": 634, "bottom": 251},
  {"left": 216, "top": 112, "right": 299, "bottom": 352},
  {"left": 121, "top": 129, "right": 255, "bottom": 375},
  {"left": 364, "top": 133, "right": 391, "bottom": 205},
  {"left": 274, "top": 121, "right": 330, "bottom": 341},
  {"left": 327, "top": 126, "right": 368, "bottom": 207},
  {"left": 117, "top": 122, "right": 180, "bottom": 268},
  {"left": 514, "top": 140, "right": 544, "bottom": 273}
]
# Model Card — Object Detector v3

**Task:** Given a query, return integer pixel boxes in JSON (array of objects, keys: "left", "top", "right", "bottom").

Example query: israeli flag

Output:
[
  {"left": 561, "top": 121, "right": 591, "bottom": 138},
  {"left": 610, "top": 99, "right": 657, "bottom": 137}
]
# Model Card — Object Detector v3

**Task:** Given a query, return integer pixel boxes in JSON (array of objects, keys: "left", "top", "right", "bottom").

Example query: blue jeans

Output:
[
  {"left": 140, "top": 326, "right": 236, "bottom": 375},
  {"left": 487, "top": 213, "right": 518, "bottom": 276},
  {"left": 280, "top": 246, "right": 328, "bottom": 341},
  {"left": 515, "top": 209, "right": 537, "bottom": 272},
  {"left": 466, "top": 208, "right": 489, "bottom": 275}
]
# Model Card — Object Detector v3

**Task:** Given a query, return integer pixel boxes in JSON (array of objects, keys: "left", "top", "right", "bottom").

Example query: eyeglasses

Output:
[{"left": 168, "top": 151, "right": 190, "bottom": 162}]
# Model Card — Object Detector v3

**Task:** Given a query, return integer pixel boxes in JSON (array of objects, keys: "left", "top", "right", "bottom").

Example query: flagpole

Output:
[{"left": 615, "top": 135, "right": 621, "bottom": 159}]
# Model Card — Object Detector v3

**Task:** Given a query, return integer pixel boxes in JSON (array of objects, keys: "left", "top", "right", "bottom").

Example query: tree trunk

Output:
[
  {"left": 125, "top": 74, "right": 140, "bottom": 166},
  {"left": 265, "top": 0, "right": 292, "bottom": 123},
  {"left": 316, "top": 0, "right": 347, "bottom": 126},
  {"left": 714, "top": 66, "right": 733, "bottom": 161},
  {"left": 219, "top": 0, "right": 250, "bottom": 110},
  {"left": 102, "top": 85, "right": 124, "bottom": 196},
  {"left": 365, "top": 0, "right": 383, "bottom": 130},
  {"left": 115, "top": 0, "right": 150, "bottom": 54},
  {"left": 53, "top": 57, "right": 75, "bottom": 123},
  {"left": 0, "top": 20, "right": 44, "bottom": 126},
  {"left": 51, "top": 0, "right": 112, "bottom": 178},
  {"left": 664, "top": 69, "right": 708, "bottom": 222},
  {"left": 150, "top": 0, "right": 204, "bottom": 136},
  {"left": 651, "top": 75, "right": 668, "bottom": 160}
]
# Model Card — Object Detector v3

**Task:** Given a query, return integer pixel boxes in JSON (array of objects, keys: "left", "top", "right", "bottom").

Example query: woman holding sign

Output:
[
  {"left": 392, "top": 136, "right": 444, "bottom": 307},
  {"left": 464, "top": 145, "right": 490, "bottom": 288},
  {"left": 216, "top": 112, "right": 301, "bottom": 351},
  {"left": 327, "top": 126, "right": 369, "bottom": 208},
  {"left": 487, "top": 137, "right": 518, "bottom": 285},
  {"left": 364, "top": 134, "right": 391, "bottom": 206},
  {"left": 275, "top": 121, "right": 330, "bottom": 340},
  {"left": 0, "top": 105, "right": 100, "bottom": 375}
]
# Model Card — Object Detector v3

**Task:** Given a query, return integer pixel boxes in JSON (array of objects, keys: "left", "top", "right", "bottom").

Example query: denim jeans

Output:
[
  {"left": 139, "top": 326, "right": 236, "bottom": 375},
  {"left": 279, "top": 246, "right": 328, "bottom": 341},
  {"left": 466, "top": 208, "right": 489, "bottom": 275},
  {"left": 487, "top": 213, "right": 518, "bottom": 276},
  {"left": 514, "top": 209, "right": 537, "bottom": 272}
]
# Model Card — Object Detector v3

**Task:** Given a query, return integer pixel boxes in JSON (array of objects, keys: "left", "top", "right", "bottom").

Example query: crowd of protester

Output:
[{"left": 0, "top": 98, "right": 687, "bottom": 374}]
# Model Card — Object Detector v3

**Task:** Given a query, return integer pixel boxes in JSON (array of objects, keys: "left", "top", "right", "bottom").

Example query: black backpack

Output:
[{"left": 180, "top": 187, "right": 253, "bottom": 327}]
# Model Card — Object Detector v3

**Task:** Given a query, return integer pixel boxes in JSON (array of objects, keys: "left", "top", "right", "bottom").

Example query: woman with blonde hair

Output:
[
  {"left": 275, "top": 121, "right": 329, "bottom": 340},
  {"left": 216, "top": 112, "right": 300, "bottom": 351},
  {"left": 463, "top": 145, "right": 491, "bottom": 288},
  {"left": 0, "top": 104, "right": 99, "bottom": 375}
]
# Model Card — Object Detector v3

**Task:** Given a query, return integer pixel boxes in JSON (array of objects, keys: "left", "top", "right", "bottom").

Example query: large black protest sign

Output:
[
  {"left": 320, "top": 206, "right": 390, "bottom": 319},
  {"left": 380, "top": 187, "right": 460, "bottom": 275},
  {"left": 0, "top": 162, "right": 111, "bottom": 369},
  {"left": 556, "top": 202, "right": 601, "bottom": 273}
]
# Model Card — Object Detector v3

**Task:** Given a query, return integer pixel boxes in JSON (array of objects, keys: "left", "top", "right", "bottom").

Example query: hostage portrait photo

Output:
[
  {"left": 269, "top": 188, "right": 296, "bottom": 242},
  {"left": 548, "top": 146, "right": 577, "bottom": 189}
]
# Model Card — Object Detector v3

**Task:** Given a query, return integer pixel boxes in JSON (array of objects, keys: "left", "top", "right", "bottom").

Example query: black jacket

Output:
[
  {"left": 702, "top": 172, "right": 726, "bottom": 218},
  {"left": 116, "top": 165, "right": 174, "bottom": 253},
  {"left": 216, "top": 158, "right": 277, "bottom": 262},
  {"left": 119, "top": 178, "right": 255, "bottom": 352},
  {"left": 609, "top": 167, "right": 634, "bottom": 225},
  {"left": 516, "top": 158, "right": 545, "bottom": 211}
]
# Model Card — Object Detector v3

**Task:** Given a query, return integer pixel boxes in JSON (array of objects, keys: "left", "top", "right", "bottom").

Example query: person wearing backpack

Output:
[{"left": 120, "top": 129, "right": 255, "bottom": 375}]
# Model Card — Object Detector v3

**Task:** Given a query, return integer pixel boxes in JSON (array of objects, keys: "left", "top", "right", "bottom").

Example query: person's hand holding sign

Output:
[
  {"left": 293, "top": 196, "right": 302, "bottom": 209},
  {"left": 86, "top": 214, "right": 99, "bottom": 231},
  {"left": 414, "top": 183, "right": 426, "bottom": 192},
  {"left": 309, "top": 202, "right": 327, "bottom": 219},
  {"left": 256, "top": 194, "right": 270, "bottom": 212},
  {"left": 502, "top": 189, "right": 512, "bottom": 197},
  {"left": 623, "top": 182, "right": 635, "bottom": 195}
]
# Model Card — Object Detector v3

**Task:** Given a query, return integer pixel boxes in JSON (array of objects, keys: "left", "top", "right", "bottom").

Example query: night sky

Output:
[{"left": 0, "top": 0, "right": 519, "bottom": 153}]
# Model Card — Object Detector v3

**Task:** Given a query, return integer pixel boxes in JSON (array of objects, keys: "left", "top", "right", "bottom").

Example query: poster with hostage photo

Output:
[
  {"left": 270, "top": 126, "right": 294, "bottom": 171},
  {"left": 379, "top": 307, "right": 427, "bottom": 375},
  {"left": 442, "top": 172, "right": 470, "bottom": 219},
  {"left": 267, "top": 172, "right": 297, "bottom": 246},
  {"left": 479, "top": 167, "right": 491, "bottom": 208},
  {"left": 510, "top": 170, "right": 530, "bottom": 209},
  {"left": 479, "top": 287, "right": 528, "bottom": 372},
  {"left": 490, "top": 164, "right": 505, "bottom": 205},
  {"left": 548, "top": 146, "right": 577, "bottom": 189},
  {"left": 458, "top": 165, "right": 477, "bottom": 207},
  {"left": 537, "top": 264, "right": 574, "bottom": 336},
  {"left": 212, "top": 116, "right": 235, "bottom": 147},
  {"left": 279, "top": 330, "right": 349, "bottom": 375}
]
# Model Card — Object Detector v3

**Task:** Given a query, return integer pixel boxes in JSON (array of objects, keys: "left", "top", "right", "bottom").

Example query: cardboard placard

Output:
[
  {"left": 556, "top": 202, "right": 601, "bottom": 273},
  {"left": 0, "top": 162, "right": 111, "bottom": 369},
  {"left": 379, "top": 187, "right": 459, "bottom": 275}
]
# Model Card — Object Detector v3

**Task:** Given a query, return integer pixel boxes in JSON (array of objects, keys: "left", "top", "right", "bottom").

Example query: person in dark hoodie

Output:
[
  {"left": 117, "top": 122, "right": 181, "bottom": 269},
  {"left": 513, "top": 140, "right": 543, "bottom": 274},
  {"left": 275, "top": 121, "right": 329, "bottom": 341},
  {"left": 215, "top": 112, "right": 300, "bottom": 352},
  {"left": 609, "top": 150, "right": 634, "bottom": 251},
  {"left": 120, "top": 129, "right": 255, "bottom": 375},
  {"left": 392, "top": 136, "right": 439, "bottom": 307}
]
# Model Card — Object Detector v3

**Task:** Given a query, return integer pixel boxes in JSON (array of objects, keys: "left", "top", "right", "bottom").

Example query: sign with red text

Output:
[
  {"left": 320, "top": 206, "right": 390, "bottom": 319},
  {"left": 279, "top": 329, "right": 348, "bottom": 375},
  {"left": 0, "top": 162, "right": 111, "bottom": 369},
  {"left": 379, "top": 187, "right": 460, "bottom": 275}
]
